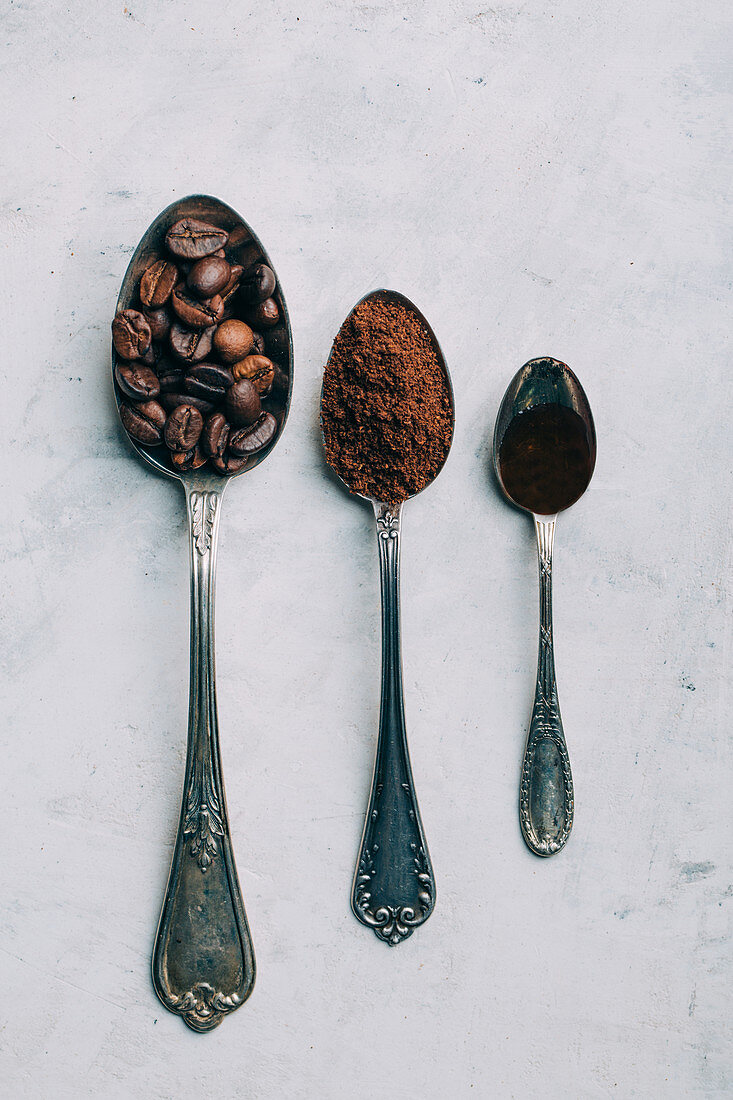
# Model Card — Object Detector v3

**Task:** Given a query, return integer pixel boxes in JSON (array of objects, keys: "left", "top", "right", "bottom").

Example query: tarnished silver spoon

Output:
[
  {"left": 321, "top": 289, "right": 454, "bottom": 945},
  {"left": 493, "top": 357, "right": 596, "bottom": 857},
  {"left": 113, "top": 195, "right": 293, "bottom": 1030}
]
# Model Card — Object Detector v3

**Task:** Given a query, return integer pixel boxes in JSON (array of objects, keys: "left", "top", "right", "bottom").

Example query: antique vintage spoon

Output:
[
  {"left": 493, "top": 357, "right": 596, "bottom": 857},
  {"left": 321, "top": 290, "right": 454, "bottom": 945},
  {"left": 113, "top": 196, "right": 293, "bottom": 1030}
]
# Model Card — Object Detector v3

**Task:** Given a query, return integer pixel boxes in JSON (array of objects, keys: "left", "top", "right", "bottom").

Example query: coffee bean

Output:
[
  {"left": 213, "top": 319, "right": 254, "bottom": 364},
  {"left": 229, "top": 412, "right": 277, "bottom": 456},
  {"left": 171, "top": 444, "right": 207, "bottom": 471},
  {"left": 157, "top": 366, "right": 186, "bottom": 393},
  {"left": 202, "top": 412, "right": 230, "bottom": 458},
  {"left": 231, "top": 354, "right": 275, "bottom": 396},
  {"left": 112, "top": 309, "right": 152, "bottom": 359},
  {"left": 171, "top": 286, "right": 224, "bottom": 329},
  {"left": 115, "top": 362, "right": 161, "bottom": 401},
  {"left": 187, "top": 256, "right": 230, "bottom": 299},
  {"left": 210, "top": 452, "right": 247, "bottom": 475},
  {"left": 140, "top": 259, "right": 178, "bottom": 308},
  {"left": 219, "top": 264, "right": 243, "bottom": 311},
  {"left": 120, "top": 400, "right": 167, "bottom": 446},
  {"left": 240, "top": 263, "right": 276, "bottom": 304},
  {"left": 164, "top": 404, "right": 203, "bottom": 452},
  {"left": 165, "top": 218, "right": 229, "bottom": 260},
  {"left": 184, "top": 362, "right": 234, "bottom": 402},
  {"left": 144, "top": 306, "right": 172, "bottom": 341},
  {"left": 248, "top": 297, "right": 279, "bottom": 328},
  {"left": 169, "top": 320, "right": 214, "bottom": 363},
  {"left": 160, "top": 392, "right": 216, "bottom": 415},
  {"left": 225, "top": 378, "right": 262, "bottom": 427},
  {"left": 251, "top": 330, "right": 266, "bottom": 355}
]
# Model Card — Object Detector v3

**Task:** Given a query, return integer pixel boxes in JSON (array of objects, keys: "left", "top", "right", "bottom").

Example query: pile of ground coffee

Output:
[{"left": 321, "top": 294, "right": 453, "bottom": 505}]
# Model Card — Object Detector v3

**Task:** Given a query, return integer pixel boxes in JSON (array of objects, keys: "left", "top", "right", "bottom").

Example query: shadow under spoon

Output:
[
  {"left": 114, "top": 195, "right": 293, "bottom": 1029},
  {"left": 321, "top": 289, "right": 454, "bottom": 945},
  {"left": 493, "top": 357, "right": 596, "bottom": 857}
]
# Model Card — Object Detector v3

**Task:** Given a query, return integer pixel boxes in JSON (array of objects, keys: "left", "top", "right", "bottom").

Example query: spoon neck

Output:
[
  {"left": 373, "top": 500, "right": 405, "bottom": 712},
  {"left": 533, "top": 514, "right": 557, "bottom": 686}
]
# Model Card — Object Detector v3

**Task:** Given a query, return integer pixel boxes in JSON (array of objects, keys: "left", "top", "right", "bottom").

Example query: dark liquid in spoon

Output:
[{"left": 498, "top": 402, "right": 594, "bottom": 515}]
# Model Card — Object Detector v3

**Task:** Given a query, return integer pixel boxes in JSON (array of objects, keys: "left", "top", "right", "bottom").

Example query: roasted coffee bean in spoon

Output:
[
  {"left": 231, "top": 354, "right": 274, "bottom": 396},
  {"left": 187, "top": 256, "right": 230, "bottom": 299},
  {"left": 165, "top": 217, "right": 229, "bottom": 259},
  {"left": 144, "top": 306, "right": 172, "bottom": 341},
  {"left": 164, "top": 403, "right": 203, "bottom": 452},
  {"left": 184, "top": 362, "right": 234, "bottom": 402},
  {"left": 213, "top": 319, "right": 254, "bottom": 364},
  {"left": 168, "top": 320, "right": 214, "bottom": 363},
  {"left": 171, "top": 285, "right": 224, "bottom": 329},
  {"left": 112, "top": 309, "right": 152, "bottom": 360},
  {"left": 160, "top": 391, "right": 215, "bottom": 416},
  {"left": 170, "top": 444, "right": 207, "bottom": 471},
  {"left": 247, "top": 297, "right": 279, "bottom": 328},
  {"left": 201, "top": 412, "right": 230, "bottom": 458},
  {"left": 115, "top": 362, "right": 161, "bottom": 401},
  {"left": 140, "top": 259, "right": 178, "bottom": 308},
  {"left": 119, "top": 399, "right": 167, "bottom": 446},
  {"left": 209, "top": 452, "right": 247, "bottom": 475},
  {"left": 229, "top": 412, "right": 277, "bottom": 456},
  {"left": 225, "top": 378, "right": 262, "bottom": 427},
  {"left": 240, "top": 263, "right": 276, "bottom": 304}
]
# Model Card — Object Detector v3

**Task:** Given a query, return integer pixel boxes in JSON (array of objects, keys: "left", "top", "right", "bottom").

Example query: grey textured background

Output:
[{"left": 1, "top": 0, "right": 731, "bottom": 1096}]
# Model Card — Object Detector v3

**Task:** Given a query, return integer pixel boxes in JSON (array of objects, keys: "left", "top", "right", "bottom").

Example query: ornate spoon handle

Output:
[
  {"left": 519, "top": 515, "right": 574, "bottom": 856},
  {"left": 351, "top": 501, "right": 435, "bottom": 945},
  {"left": 152, "top": 484, "right": 255, "bottom": 1031}
]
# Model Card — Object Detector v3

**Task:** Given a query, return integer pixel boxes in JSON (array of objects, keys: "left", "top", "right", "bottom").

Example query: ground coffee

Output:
[{"left": 321, "top": 294, "right": 452, "bottom": 505}]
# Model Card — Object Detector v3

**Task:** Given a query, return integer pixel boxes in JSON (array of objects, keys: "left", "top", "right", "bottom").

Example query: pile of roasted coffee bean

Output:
[{"left": 112, "top": 217, "right": 287, "bottom": 475}]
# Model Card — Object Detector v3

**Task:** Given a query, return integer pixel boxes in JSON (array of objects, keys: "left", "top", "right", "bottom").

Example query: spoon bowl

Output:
[
  {"left": 113, "top": 193, "right": 293, "bottom": 485},
  {"left": 320, "top": 290, "right": 454, "bottom": 944},
  {"left": 493, "top": 356, "right": 596, "bottom": 515},
  {"left": 320, "top": 288, "right": 455, "bottom": 505},
  {"left": 493, "top": 357, "right": 596, "bottom": 857}
]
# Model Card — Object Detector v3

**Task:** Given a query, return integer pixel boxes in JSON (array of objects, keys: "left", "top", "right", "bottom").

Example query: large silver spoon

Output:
[
  {"left": 113, "top": 195, "right": 293, "bottom": 1030},
  {"left": 321, "top": 290, "right": 454, "bottom": 945},
  {"left": 493, "top": 358, "right": 596, "bottom": 857}
]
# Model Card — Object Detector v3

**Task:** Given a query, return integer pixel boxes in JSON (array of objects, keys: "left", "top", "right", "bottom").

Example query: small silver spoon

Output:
[
  {"left": 321, "top": 289, "right": 454, "bottom": 945},
  {"left": 114, "top": 195, "right": 293, "bottom": 1029},
  {"left": 493, "top": 357, "right": 596, "bottom": 857}
]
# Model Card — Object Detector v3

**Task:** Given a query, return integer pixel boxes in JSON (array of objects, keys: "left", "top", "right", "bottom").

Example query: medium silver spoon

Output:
[
  {"left": 321, "top": 290, "right": 454, "bottom": 945},
  {"left": 113, "top": 195, "right": 293, "bottom": 1030},
  {"left": 493, "top": 358, "right": 596, "bottom": 857}
]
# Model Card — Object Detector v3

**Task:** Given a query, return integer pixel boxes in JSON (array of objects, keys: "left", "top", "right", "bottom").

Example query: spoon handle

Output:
[
  {"left": 351, "top": 502, "right": 435, "bottom": 945},
  {"left": 152, "top": 484, "right": 255, "bottom": 1031},
  {"left": 519, "top": 516, "right": 574, "bottom": 856}
]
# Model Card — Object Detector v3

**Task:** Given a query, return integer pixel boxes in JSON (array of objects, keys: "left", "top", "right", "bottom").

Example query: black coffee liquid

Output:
[{"left": 498, "top": 403, "right": 594, "bottom": 515}]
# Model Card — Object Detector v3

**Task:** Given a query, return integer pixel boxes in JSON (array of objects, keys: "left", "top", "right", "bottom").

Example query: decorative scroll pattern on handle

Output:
[
  {"left": 163, "top": 982, "right": 242, "bottom": 1033},
  {"left": 519, "top": 516, "right": 574, "bottom": 856},
  {"left": 354, "top": 843, "right": 433, "bottom": 945},
  {"left": 352, "top": 501, "right": 436, "bottom": 945}
]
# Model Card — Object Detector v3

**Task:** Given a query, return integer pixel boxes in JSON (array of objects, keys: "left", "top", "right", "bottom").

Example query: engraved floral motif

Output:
[
  {"left": 354, "top": 843, "right": 434, "bottom": 945},
  {"left": 165, "top": 981, "right": 242, "bottom": 1032},
  {"left": 376, "top": 511, "right": 400, "bottom": 540},
  {"left": 190, "top": 490, "right": 218, "bottom": 555},
  {"left": 183, "top": 750, "right": 224, "bottom": 872}
]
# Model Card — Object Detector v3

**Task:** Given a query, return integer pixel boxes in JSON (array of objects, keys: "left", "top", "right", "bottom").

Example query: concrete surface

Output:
[{"left": 0, "top": 0, "right": 730, "bottom": 1096}]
